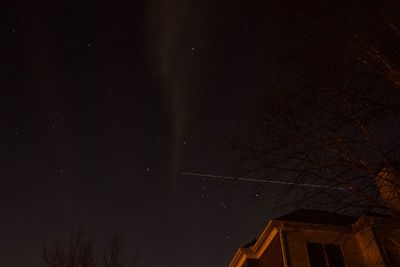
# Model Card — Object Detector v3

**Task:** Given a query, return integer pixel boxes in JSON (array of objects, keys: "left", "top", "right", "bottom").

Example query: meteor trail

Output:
[{"left": 181, "top": 171, "right": 346, "bottom": 190}]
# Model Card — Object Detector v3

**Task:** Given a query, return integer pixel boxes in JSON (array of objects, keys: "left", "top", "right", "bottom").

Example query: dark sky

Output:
[{"left": 1, "top": 1, "right": 282, "bottom": 266}]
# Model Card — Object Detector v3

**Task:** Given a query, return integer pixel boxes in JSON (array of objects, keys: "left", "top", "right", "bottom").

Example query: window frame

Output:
[{"left": 306, "top": 242, "right": 346, "bottom": 267}]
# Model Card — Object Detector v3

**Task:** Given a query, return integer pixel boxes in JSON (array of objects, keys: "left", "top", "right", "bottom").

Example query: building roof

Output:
[
  {"left": 239, "top": 209, "right": 357, "bottom": 250},
  {"left": 276, "top": 209, "right": 358, "bottom": 226}
]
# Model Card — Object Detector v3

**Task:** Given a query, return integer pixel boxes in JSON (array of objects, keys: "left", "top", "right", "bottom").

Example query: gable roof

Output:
[
  {"left": 229, "top": 209, "right": 363, "bottom": 267},
  {"left": 241, "top": 209, "right": 357, "bottom": 249},
  {"left": 276, "top": 209, "right": 357, "bottom": 226}
]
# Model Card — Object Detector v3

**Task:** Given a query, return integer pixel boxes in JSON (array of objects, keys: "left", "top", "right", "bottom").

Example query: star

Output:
[{"left": 219, "top": 201, "right": 227, "bottom": 209}]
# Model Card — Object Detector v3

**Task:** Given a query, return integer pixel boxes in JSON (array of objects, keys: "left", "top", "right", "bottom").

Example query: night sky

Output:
[{"left": 0, "top": 1, "right": 284, "bottom": 266}]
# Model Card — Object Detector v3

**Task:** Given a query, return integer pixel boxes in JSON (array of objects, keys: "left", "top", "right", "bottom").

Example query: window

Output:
[
  {"left": 307, "top": 242, "right": 345, "bottom": 267},
  {"left": 383, "top": 237, "right": 400, "bottom": 267},
  {"left": 386, "top": 248, "right": 400, "bottom": 267}
]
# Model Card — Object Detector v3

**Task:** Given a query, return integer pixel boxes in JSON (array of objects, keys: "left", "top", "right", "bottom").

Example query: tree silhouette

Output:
[
  {"left": 32, "top": 231, "right": 143, "bottom": 267},
  {"left": 231, "top": 0, "right": 400, "bottom": 219}
]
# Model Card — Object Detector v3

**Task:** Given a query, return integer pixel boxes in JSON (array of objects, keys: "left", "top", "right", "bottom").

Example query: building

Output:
[{"left": 228, "top": 209, "right": 400, "bottom": 267}]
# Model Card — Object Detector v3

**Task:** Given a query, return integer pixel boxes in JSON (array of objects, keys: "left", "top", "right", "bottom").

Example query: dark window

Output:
[
  {"left": 383, "top": 237, "right": 400, "bottom": 267},
  {"left": 386, "top": 248, "right": 400, "bottom": 267},
  {"left": 307, "top": 242, "right": 345, "bottom": 267},
  {"left": 325, "top": 244, "right": 345, "bottom": 267},
  {"left": 307, "top": 243, "right": 326, "bottom": 267}
]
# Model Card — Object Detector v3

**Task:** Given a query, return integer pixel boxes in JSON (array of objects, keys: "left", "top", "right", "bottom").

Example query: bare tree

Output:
[
  {"left": 33, "top": 231, "right": 143, "bottom": 267},
  {"left": 231, "top": 0, "right": 400, "bottom": 219}
]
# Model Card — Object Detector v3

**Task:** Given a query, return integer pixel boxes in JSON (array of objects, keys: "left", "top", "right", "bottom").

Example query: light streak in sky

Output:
[{"left": 181, "top": 172, "right": 346, "bottom": 190}]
